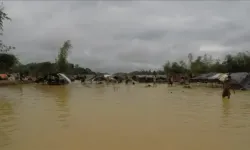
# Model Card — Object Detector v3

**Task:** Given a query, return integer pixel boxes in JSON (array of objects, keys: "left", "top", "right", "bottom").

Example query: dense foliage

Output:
[
  {"left": 11, "top": 62, "right": 94, "bottom": 76},
  {"left": 0, "top": 4, "right": 17, "bottom": 72},
  {"left": 163, "top": 52, "right": 250, "bottom": 76},
  {"left": 0, "top": 4, "right": 15, "bottom": 53},
  {"left": 56, "top": 40, "right": 72, "bottom": 73},
  {"left": 129, "top": 70, "right": 165, "bottom": 75}
]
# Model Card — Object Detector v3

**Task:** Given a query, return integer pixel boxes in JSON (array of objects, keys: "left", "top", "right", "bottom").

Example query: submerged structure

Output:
[
  {"left": 132, "top": 75, "right": 167, "bottom": 83},
  {"left": 229, "top": 72, "right": 250, "bottom": 90},
  {"left": 36, "top": 73, "right": 72, "bottom": 85},
  {"left": 190, "top": 72, "right": 250, "bottom": 90},
  {"left": 190, "top": 73, "right": 216, "bottom": 83}
]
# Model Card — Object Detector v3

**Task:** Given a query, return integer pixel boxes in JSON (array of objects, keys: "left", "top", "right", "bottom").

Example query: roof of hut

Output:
[
  {"left": 230, "top": 72, "right": 249, "bottom": 85},
  {"left": 156, "top": 75, "right": 167, "bottom": 78},
  {"left": 207, "top": 73, "right": 223, "bottom": 80},
  {"left": 192, "top": 73, "right": 216, "bottom": 80},
  {"left": 136, "top": 75, "right": 154, "bottom": 78},
  {"left": 219, "top": 74, "right": 228, "bottom": 82}
]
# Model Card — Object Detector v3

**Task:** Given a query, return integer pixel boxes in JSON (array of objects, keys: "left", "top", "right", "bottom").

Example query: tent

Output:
[
  {"left": 134, "top": 75, "right": 155, "bottom": 83},
  {"left": 219, "top": 74, "right": 228, "bottom": 82},
  {"left": 243, "top": 75, "right": 250, "bottom": 90},
  {"left": 229, "top": 72, "right": 249, "bottom": 89},
  {"left": 190, "top": 73, "right": 216, "bottom": 82},
  {"left": 156, "top": 75, "right": 167, "bottom": 83},
  {"left": 219, "top": 72, "right": 250, "bottom": 90},
  {"left": 104, "top": 74, "right": 111, "bottom": 78},
  {"left": 36, "top": 73, "right": 72, "bottom": 85},
  {"left": 207, "top": 73, "right": 224, "bottom": 82},
  {"left": 57, "top": 73, "right": 72, "bottom": 84}
]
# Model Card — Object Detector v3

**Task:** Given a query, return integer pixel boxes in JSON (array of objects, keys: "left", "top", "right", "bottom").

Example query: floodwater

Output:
[{"left": 1, "top": 83, "right": 250, "bottom": 150}]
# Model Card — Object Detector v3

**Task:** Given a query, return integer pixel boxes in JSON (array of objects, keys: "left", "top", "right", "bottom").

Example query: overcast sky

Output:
[{"left": 2, "top": 1, "right": 250, "bottom": 73}]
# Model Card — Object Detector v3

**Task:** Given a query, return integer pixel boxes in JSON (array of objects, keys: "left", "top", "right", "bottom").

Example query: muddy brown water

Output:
[{"left": 0, "top": 83, "right": 250, "bottom": 150}]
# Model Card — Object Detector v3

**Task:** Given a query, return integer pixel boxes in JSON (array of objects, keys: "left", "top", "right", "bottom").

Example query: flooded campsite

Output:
[
  {"left": 1, "top": 83, "right": 250, "bottom": 150},
  {"left": 2, "top": 1, "right": 250, "bottom": 150}
]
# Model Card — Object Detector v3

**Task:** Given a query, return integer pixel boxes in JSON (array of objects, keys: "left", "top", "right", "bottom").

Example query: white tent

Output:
[
  {"left": 57, "top": 73, "right": 72, "bottom": 84},
  {"left": 208, "top": 73, "right": 223, "bottom": 80},
  {"left": 104, "top": 74, "right": 111, "bottom": 78},
  {"left": 219, "top": 74, "right": 228, "bottom": 82}
]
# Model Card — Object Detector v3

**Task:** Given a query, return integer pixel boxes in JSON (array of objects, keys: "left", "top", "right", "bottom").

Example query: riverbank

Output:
[{"left": 0, "top": 80, "right": 34, "bottom": 87}]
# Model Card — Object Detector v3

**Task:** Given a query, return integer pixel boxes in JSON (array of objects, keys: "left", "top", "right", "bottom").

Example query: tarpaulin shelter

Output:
[
  {"left": 190, "top": 73, "right": 216, "bottom": 83},
  {"left": 243, "top": 75, "right": 250, "bottom": 90},
  {"left": 229, "top": 72, "right": 249, "bottom": 89},
  {"left": 207, "top": 73, "right": 224, "bottom": 83},
  {"left": 219, "top": 74, "right": 228, "bottom": 82},
  {"left": 134, "top": 75, "right": 154, "bottom": 83}
]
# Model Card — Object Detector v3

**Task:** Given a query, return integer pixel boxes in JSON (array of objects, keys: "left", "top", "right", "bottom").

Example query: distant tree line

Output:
[
  {"left": 0, "top": 4, "right": 95, "bottom": 76},
  {"left": 129, "top": 70, "right": 165, "bottom": 75},
  {"left": 163, "top": 52, "right": 250, "bottom": 76},
  {"left": 10, "top": 62, "right": 94, "bottom": 76},
  {"left": 130, "top": 52, "right": 250, "bottom": 76},
  {"left": 0, "top": 4, "right": 17, "bottom": 73}
]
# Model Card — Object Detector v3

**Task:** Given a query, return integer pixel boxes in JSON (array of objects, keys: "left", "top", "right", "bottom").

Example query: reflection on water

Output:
[
  {"left": 222, "top": 99, "right": 231, "bottom": 118},
  {"left": 1, "top": 84, "right": 250, "bottom": 150},
  {"left": 34, "top": 85, "right": 70, "bottom": 128},
  {"left": 94, "top": 84, "right": 106, "bottom": 95},
  {"left": 221, "top": 98, "right": 231, "bottom": 127},
  {"left": 0, "top": 95, "right": 16, "bottom": 147}
]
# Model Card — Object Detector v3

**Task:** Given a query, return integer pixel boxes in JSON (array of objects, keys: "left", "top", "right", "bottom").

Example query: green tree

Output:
[
  {"left": 0, "top": 3, "right": 15, "bottom": 52},
  {"left": 188, "top": 53, "right": 193, "bottom": 69},
  {"left": 163, "top": 60, "right": 187, "bottom": 75},
  {"left": 56, "top": 40, "right": 72, "bottom": 73},
  {"left": 163, "top": 61, "right": 172, "bottom": 75},
  {"left": 0, "top": 53, "right": 18, "bottom": 72},
  {"left": 0, "top": 3, "right": 17, "bottom": 73},
  {"left": 162, "top": 51, "right": 250, "bottom": 76}
]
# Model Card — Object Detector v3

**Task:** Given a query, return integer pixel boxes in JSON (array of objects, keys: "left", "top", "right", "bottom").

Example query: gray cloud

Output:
[
  {"left": 2, "top": 1, "right": 250, "bottom": 73},
  {"left": 114, "top": 29, "right": 168, "bottom": 41}
]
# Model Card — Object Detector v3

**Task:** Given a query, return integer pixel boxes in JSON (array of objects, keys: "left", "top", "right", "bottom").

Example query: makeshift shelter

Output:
[
  {"left": 36, "top": 73, "right": 71, "bottom": 85},
  {"left": 92, "top": 75, "right": 106, "bottom": 82},
  {"left": 207, "top": 73, "right": 224, "bottom": 83},
  {"left": 104, "top": 74, "right": 111, "bottom": 78},
  {"left": 190, "top": 73, "right": 216, "bottom": 83},
  {"left": 243, "top": 75, "right": 250, "bottom": 90},
  {"left": 112, "top": 75, "right": 125, "bottom": 83},
  {"left": 58, "top": 73, "right": 72, "bottom": 84},
  {"left": 229, "top": 72, "right": 249, "bottom": 89},
  {"left": 134, "top": 75, "right": 154, "bottom": 83},
  {"left": 156, "top": 75, "right": 167, "bottom": 83},
  {"left": 219, "top": 74, "right": 228, "bottom": 82}
]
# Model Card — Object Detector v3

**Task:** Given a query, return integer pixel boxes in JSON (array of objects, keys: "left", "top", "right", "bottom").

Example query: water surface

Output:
[{"left": 1, "top": 83, "right": 250, "bottom": 150}]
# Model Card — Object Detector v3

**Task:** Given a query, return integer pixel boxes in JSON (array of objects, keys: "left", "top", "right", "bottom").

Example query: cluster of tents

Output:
[
  {"left": 36, "top": 73, "right": 72, "bottom": 85},
  {"left": 190, "top": 72, "right": 250, "bottom": 90},
  {"left": 78, "top": 74, "right": 167, "bottom": 84},
  {"left": 33, "top": 72, "right": 250, "bottom": 90}
]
